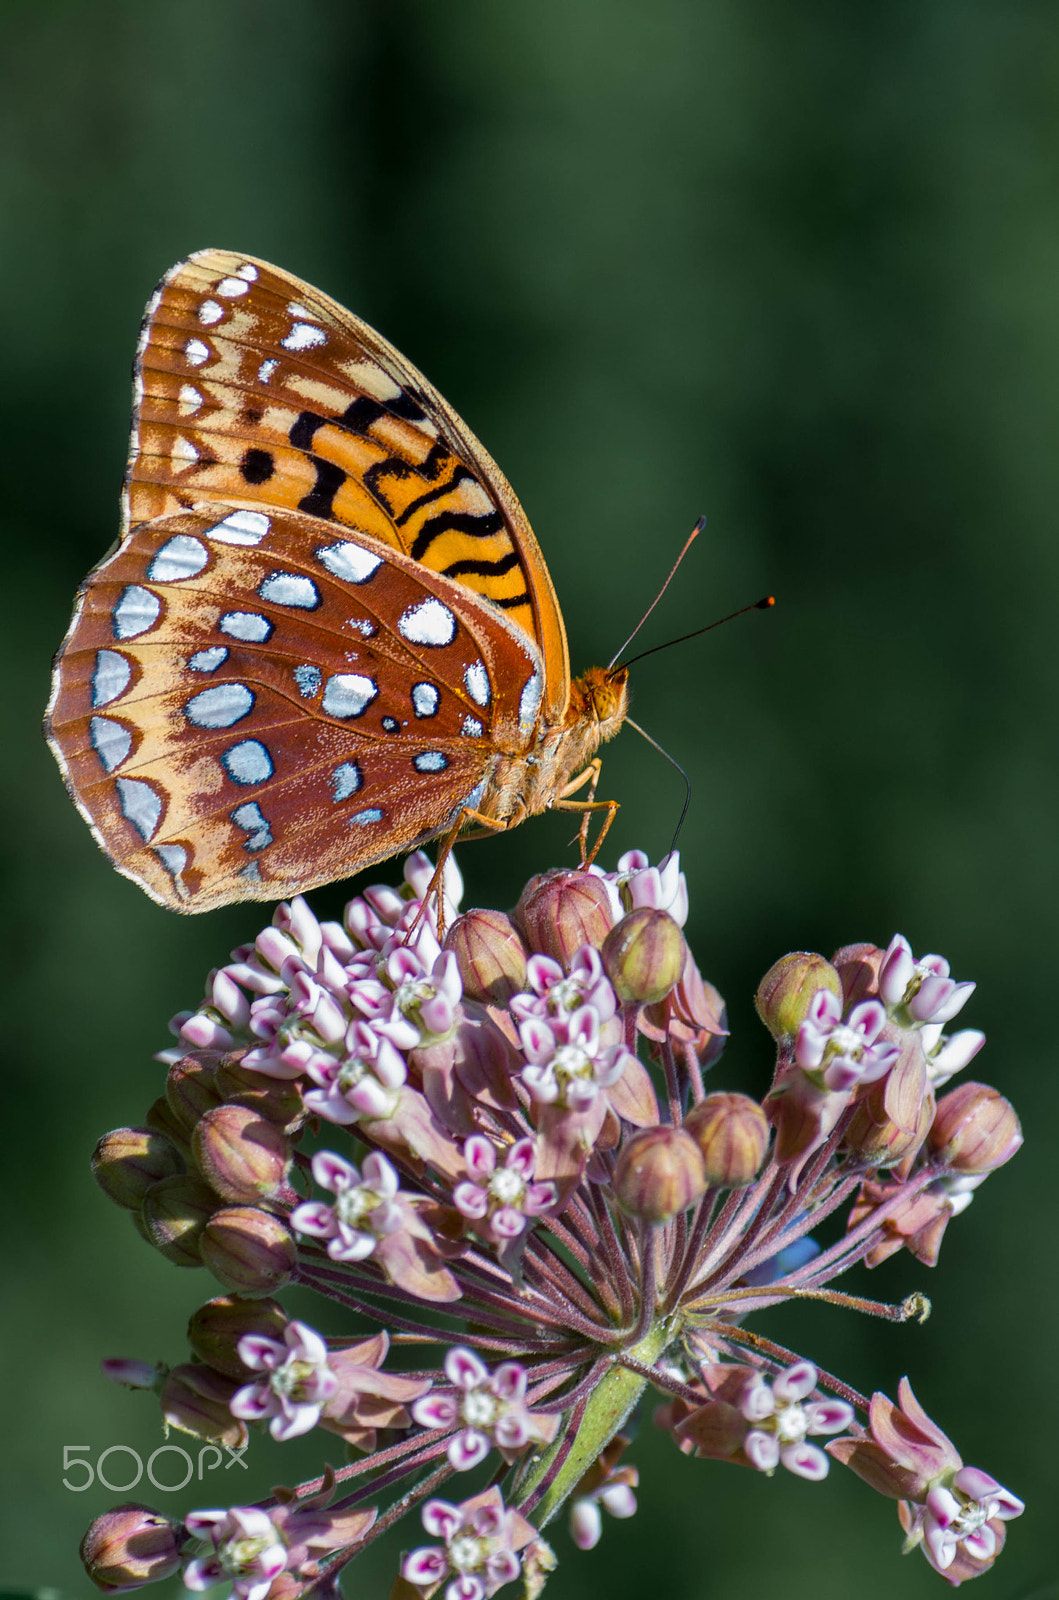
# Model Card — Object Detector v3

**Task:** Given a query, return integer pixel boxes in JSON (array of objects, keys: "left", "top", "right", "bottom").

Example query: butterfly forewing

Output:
[
  {"left": 126, "top": 250, "right": 569, "bottom": 721},
  {"left": 47, "top": 503, "right": 545, "bottom": 912}
]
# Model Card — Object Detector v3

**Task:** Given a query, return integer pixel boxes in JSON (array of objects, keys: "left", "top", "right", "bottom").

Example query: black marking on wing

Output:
[
  {"left": 339, "top": 397, "right": 387, "bottom": 433},
  {"left": 290, "top": 410, "right": 325, "bottom": 451},
  {"left": 409, "top": 509, "right": 506, "bottom": 562},
  {"left": 394, "top": 466, "right": 479, "bottom": 527},
  {"left": 241, "top": 448, "right": 275, "bottom": 484},
  {"left": 363, "top": 443, "right": 451, "bottom": 507},
  {"left": 442, "top": 549, "right": 521, "bottom": 580},
  {"left": 298, "top": 457, "right": 347, "bottom": 518},
  {"left": 493, "top": 591, "right": 531, "bottom": 610}
]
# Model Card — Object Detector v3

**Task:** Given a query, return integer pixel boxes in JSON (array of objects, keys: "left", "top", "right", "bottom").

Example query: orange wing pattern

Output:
[
  {"left": 125, "top": 250, "right": 570, "bottom": 723},
  {"left": 47, "top": 503, "right": 544, "bottom": 912}
]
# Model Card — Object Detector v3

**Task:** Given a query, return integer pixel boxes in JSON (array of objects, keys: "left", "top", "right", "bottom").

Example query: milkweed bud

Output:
[
  {"left": 445, "top": 908, "right": 530, "bottom": 1005},
  {"left": 517, "top": 870, "right": 616, "bottom": 964},
  {"left": 927, "top": 1082, "right": 1023, "bottom": 1174},
  {"left": 831, "top": 943, "right": 885, "bottom": 1008},
  {"left": 602, "top": 909, "right": 686, "bottom": 1005},
  {"left": 200, "top": 1205, "right": 298, "bottom": 1294},
  {"left": 160, "top": 1363, "right": 248, "bottom": 1448},
  {"left": 80, "top": 1503, "right": 183, "bottom": 1591},
  {"left": 165, "top": 1057, "right": 223, "bottom": 1135},
  {"left": 141, "top": 1175, "right": 217, "bottom": 1267},
  {"left": 145, "top": 1094, "right": 192, "bottom": 1158},
  {"left": 185, "top": 1293, "right": 289, "bottom": 1378},
  {"left": 843, "top": 1036, "right": 931, "bottom": 1168},
  {"left": 614, "top": 1126, "right": 706, "bottom": 1222},
  {"left": 214, "top": 1058, "right": 306, "bottom": 1131},
  {"left": 683, "top": 1092, "right": 770, "bottom": 1187},
  {"left": 755, "top": 952, "right": 842, "bottom": 1041},
  {"left": 92, "top": 1127, "right": 184, "bottom": 1211},
  {"left": 192, "top": 1104, "right": 293, "bottom": 1204}
]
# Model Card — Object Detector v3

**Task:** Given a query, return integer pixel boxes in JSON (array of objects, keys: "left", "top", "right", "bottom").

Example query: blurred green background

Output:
[{"left": 2, "top": 1, "right": 1055, "bottom": 1595}]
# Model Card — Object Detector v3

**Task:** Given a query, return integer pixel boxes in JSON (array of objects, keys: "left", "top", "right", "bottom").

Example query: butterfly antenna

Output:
[
  {"left": 607, "top": 515, "right": 707, "bottom": 669},
  {"left": 626, "top": 717, "right": 694, "bottom": 854},
  {"left": 618, "top": 595, "right": 775, "bottom": 672}
]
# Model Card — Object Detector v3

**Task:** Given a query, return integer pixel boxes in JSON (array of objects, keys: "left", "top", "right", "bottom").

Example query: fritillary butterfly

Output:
[{"left": 46, "top": 251, "right": 629, "bottom": 913}]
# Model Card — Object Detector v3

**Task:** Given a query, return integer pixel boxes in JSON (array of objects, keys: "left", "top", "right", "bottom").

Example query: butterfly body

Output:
[
  {"left": 46, "top": 251, "right": 628, "bottom": 912},
  {"left": 470, "top": 663, "right": 629, "bottom": 828}
]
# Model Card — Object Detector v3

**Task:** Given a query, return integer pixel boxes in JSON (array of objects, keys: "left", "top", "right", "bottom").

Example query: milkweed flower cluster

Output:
[{"left": 83, "top": 851, "right": 1024, "bottom": 1596}]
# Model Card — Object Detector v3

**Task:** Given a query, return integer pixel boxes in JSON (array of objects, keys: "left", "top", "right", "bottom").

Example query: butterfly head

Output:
[{"left": 567, "top": 664, "right": 630, "bottom": 741}]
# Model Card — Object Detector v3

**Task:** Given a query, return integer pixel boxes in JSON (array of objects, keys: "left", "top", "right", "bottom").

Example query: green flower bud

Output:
[
  {"left": 140, "top": 1175, "right": 217, "bottom": 1267},
  {"left": 200, "top": 1205, "right": 298, "bottom": 1294},
  {"left": 683, "top": 1092, "right": 770, "bottom": 1187},
  {"left": 145, "top": 1094, "right": 192, "bottom": 1158},
  {"left": 186, "top": 1293, "right": 289, "bottom": 1378},
  {"left": 516, "top": 870, "right": 616, "bottom": 965},
  {"left": 91, "top": 1126, "right": 184, "bottom": 1211},
  {"left": 602, "top": 908, "right": 686, "bottom": 1005},
  {"left": 214, "top": 1058, "right": 306, "bottom": 1131},
  {"left": 192, "top": 1104, "right": 292, "bottom": 1204},
  {"left": 160, "top": 1363, "right": 248, "bottom": 1448},
  {"left": 927, "top": 1082, "right": 1023, "bottom": 1174},
  {"left": 755, "top": 952, "right": 842, "bottom": 1041},
  {"left": 445, "top": 908, "right": 529, "bottom": 1005},
  {"left": 165, "top": 1057, "right": 222, "bottom": 1135},
  {"left": 80, "top": 1504, "right": 182, "bottom": 1592},
  {"left": 614, "top": 1126, "right": 706, "bottom": 1223}
]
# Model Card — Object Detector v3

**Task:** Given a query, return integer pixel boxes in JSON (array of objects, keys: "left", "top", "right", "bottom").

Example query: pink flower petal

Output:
[
  {"left": 403, "top": 1546, "right": 449, "bottom": 1586},
  {"left": 745, "top": 1430, "right": 780, "bottom": 1472},
  {"left": 421, "top": 1499, "right": 463, "bottom": 1540},
  {"left": 780, "top": 1441, "right": 829, "bottom": 1480},
  {"left": 448, "top": 1429, "right": 490, "bottom": 1470},
  {"left": 773, "top": 1362, "right": 818, "bottom": 1403},
  {"left": 445, "top": 1347, "right": 489, "bottom": 1389}
]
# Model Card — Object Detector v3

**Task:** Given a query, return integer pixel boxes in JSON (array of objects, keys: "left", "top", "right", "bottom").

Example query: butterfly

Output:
[{"left": 46, "top": 250, "right": 630, "bottom": 913}]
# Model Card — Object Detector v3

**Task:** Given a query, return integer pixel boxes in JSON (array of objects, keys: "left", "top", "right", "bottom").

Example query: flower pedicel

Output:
[{"left": 82, "top": 851, "right": 1023, "bottom": 1595}]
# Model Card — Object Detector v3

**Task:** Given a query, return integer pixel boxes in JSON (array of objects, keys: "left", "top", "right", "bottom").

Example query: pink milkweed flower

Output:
[
  {"left": 229, "top": 1319, "right": 338, "bottom": 1441},
  {"left": 879, "top": 935, "right": 976, "bottom": 1027},
  {"left": 902, "top": 1467, "right": 1024, "bottom": 1582},
  {"left": 453, "top": 1136, "right": 557, "bottom": 1244},
  {"left": 182, "top": 1506, "right": 288, "bottom": 1600},
  {"left": 411, "top": 1348, "right": 559, "bottom": 1470},
  {"left": 301, "top": 1021, "right": 408, "bottom": 1124},
  {"left": 509, "top": 946, "right": 618, "bottom": 1028},
  {"left": 794, "top": 990, "right": 900, "bottom": 1091},
  {"left": 290, "top": 1150, "right": 403, "bottom": 1262},
  {"left": 613, "top": 848, "right": 690, "bottom": 928},
  {"left": 402, "top": 1487, "right": 536, "bottom": 1600},
  {"left": 518, "top": 1006, "right": 631, "bottom": 1112},
  {"left": 737, "top": 1362, "right": 853, "bottom": 1480},
  {"left": 376, "top": 947, "right": 463, "bottom": 1050},
  {"left": 918, "top": 1023, "right": 986, "bottom": 1088},
  {"left": 675, "top": 1362, "right": 852, "bottom": 1481}
]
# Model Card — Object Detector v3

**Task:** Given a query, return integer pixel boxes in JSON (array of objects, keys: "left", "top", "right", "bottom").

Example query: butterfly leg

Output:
[
  {"left": 555, "top": 787, "right": 620, "bottom": 868},
  {"left": 406, "top": 807, "right": 509, "bottom": 940},
  {"left": 553, "top": 760, "right": 610, "bottom": 865}
]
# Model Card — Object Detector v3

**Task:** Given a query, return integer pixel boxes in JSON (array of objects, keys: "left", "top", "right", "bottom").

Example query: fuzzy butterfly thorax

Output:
[
  {"left": 472, "top": 664, "right": 630, "bottom": 831},
  {"left": 46, "top": 251, "right": 632, "bottom": 913}
]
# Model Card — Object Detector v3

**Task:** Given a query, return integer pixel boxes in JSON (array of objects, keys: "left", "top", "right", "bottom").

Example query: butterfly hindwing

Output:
[
  {"left": 46, "top": 503, "right": 545, "bottom": 912},
  {"left": 126, "top": 249, "right": 570, "bottom": 722}
]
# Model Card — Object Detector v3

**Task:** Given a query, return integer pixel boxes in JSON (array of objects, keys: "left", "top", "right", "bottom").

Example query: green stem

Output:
[{"left": 513, "top": 1319, "right": 675, "bottom": 1526}]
